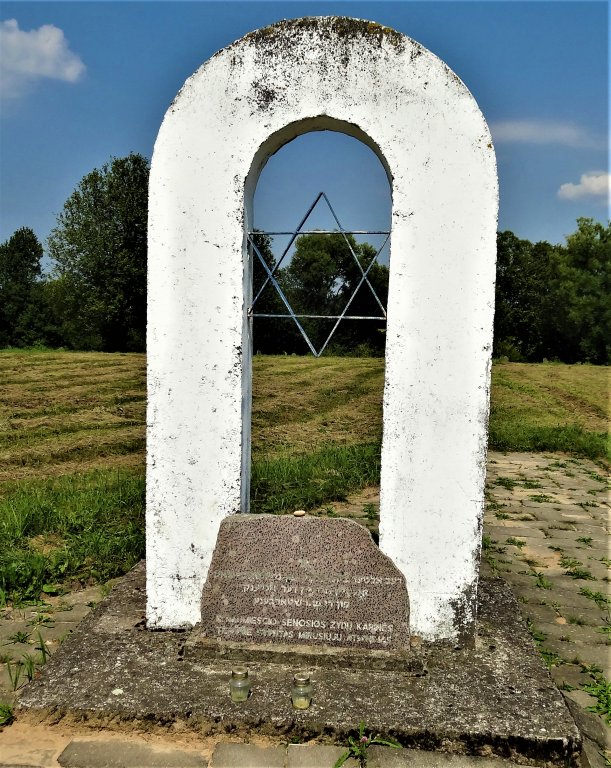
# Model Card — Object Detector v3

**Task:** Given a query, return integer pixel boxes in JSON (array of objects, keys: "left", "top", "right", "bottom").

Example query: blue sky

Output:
[{"left": 0, "top": 1, "right": 608, "bottom": 266}]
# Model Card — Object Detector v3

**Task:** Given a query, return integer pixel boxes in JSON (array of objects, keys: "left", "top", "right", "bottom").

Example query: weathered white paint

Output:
[{"left": 147, "top": 17, "right": 498, "bottom": 640}]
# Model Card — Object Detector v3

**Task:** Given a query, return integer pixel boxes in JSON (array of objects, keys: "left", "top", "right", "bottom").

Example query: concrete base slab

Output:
[
  {"left": 365, "top": 747, "right": 544, "bottom": 767},
  {"left": 16, "top": 563, "right": 580, "bottom": 766},
  {"left": 184, "top": 636, "right": 427, "bottom": 674}
]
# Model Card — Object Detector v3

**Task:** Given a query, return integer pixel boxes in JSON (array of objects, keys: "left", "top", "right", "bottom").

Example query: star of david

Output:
[{"left": 247, "top": 192, "right": 390, "bottom": 357}]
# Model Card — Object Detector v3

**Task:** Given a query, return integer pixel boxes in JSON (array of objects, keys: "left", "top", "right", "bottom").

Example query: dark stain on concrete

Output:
[
  {"left": 241, "top": 17, "right": 407, "bottom": 53},
  {"left": 449, "top": 580, "right": 478, "bottom": 648},
  {"left": 252, "top": 80, "right": 278, "bottom": 111}
]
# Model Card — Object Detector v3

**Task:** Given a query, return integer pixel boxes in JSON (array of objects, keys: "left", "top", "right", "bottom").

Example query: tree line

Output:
[{"left": 1, "top": 153, "right": 608, "bottom": 364}]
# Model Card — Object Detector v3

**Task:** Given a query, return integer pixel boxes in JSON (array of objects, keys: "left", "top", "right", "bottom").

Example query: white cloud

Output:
[
  {"left": 558, "top": 171, "right": 610, "bottom": 202},
  {"left": 490, "top": 119, "right": 600, "bottom": 149},
  {"left": 0, "top": 18, "right": 85, "bottom": 99}
]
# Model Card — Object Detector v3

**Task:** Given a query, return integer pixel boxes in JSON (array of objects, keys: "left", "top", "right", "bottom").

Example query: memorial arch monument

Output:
[{"left": 146, "top": 17, "right": 498, "bottom": 642}]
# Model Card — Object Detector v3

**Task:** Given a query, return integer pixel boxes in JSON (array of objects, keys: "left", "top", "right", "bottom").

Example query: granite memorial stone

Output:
[{"left": 198, "top": 515, "right": 410, "bottom": 652}]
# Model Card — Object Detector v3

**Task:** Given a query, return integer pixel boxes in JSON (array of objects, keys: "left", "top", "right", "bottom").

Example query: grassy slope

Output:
[
  {"left": 489, "top": 362, "right": 608, "bottom": 457},
  {"left": 0, "top": 350, "right": 608, "bottom": 600}
]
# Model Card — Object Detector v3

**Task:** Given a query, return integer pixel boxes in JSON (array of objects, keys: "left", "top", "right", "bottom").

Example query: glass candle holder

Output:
[
  {"left": 291, "top": 672, "right": 313, "bottom": 710},
  {"left": 229, "top": 667, "right": 251, "bottom": 702}
]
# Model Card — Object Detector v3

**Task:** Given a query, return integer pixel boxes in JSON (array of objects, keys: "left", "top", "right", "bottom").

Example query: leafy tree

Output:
[
  {"left": 48, "top": 153, "right": 149, "bottom": 351},
  {"left": 550, "top": 218, "right": 610, "bottom": 364},
  {"left": 282, "top": 232, "right": 388, "bottom": 354},
  {"left": 494, "top": 220, "right": 609, "bottom": 364},
  {"left": 0, "top": 227, "right": 43, "bottom": 347},
  {"left": 249, "top": 231, "right": 301, "bottom": 354},
  {"left": 493, "top": 231, "right": 555, "bottom": 361},
  {"left": 38, "top": 274, "right": 96, "bottom": 349}
]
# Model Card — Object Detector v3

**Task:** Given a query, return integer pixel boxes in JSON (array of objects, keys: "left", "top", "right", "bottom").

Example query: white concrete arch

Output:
[{"left": 147, "top": 16, "right": 498, "bottom": 640}]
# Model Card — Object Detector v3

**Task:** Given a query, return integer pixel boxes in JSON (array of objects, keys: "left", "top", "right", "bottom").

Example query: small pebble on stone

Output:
[{"left": 293, "top": 510, "right": 306, "bottom": 517}]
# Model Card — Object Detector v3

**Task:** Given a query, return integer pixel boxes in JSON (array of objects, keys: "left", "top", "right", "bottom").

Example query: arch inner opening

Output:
[{"left": 248, "top": 129, "right": 392, "bottom": 536}]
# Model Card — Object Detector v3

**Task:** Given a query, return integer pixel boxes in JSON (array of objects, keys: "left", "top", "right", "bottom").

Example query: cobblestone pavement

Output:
[
  {"left": 0, "top": 451, "right": 608, "bottom": 766},
  {"left": 481, "top": 452, "right": 610, "bottom": 766}
]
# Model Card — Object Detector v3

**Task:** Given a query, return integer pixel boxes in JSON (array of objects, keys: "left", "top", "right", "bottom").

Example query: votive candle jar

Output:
[
  {"left": 229, "top": 667, "right": 251, "bottom": 702},
  {"left": 291, "top": 672, "right": 313, "bottom": 709}
]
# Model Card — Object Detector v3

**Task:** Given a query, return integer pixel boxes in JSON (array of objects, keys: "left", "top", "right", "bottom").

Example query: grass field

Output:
[{"left": 0, "top": 349, "right": 608, "bottom": 602}]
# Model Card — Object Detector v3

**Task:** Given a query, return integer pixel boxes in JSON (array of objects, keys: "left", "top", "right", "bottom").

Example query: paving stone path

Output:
[
  {"left": 0, "top": 451, "right": 609, "bottom": 767},
  {"left": 481, "top": 452, "right": 610, "bottom": 767}
]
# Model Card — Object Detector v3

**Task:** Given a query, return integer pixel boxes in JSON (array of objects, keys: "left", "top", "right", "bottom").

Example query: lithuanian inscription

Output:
[{"left": 199, "top": 515, "right": 410, "bottom": 651}]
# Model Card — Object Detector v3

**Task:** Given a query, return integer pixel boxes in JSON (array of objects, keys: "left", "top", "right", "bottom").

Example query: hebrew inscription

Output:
[{"left": 199, "top": 515, "right": 410, "bottom": 651}]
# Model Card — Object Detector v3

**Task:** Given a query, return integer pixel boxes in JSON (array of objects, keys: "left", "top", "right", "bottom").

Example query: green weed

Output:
[
  {"left": 35, "top": 631, "right": 50, "bottom": 663},
  {"left": 363, "top": 503, "right": 378, "bottom": 521},
  {"left": 482, "top": 537, "right": 506, "bottom": 555},
  {"left": 506, "top": 537, "right": 526, "bottom": 548},
  {"left": 0, "top": 702, "right": 13, "bottom": 727},
  {"left": 494, "top": 477, "right": 518, "bottom": 490},
  {"left": 564, "top": 566, "right": 595, "bottom": 581},
  {"left": 28, "top": 613, "right": 54, "bottom": 627},
  {"left": 21, "top": 653, "right": 37, "bottom": 681},
  {"left": 334, "top": 721, "right": 400, "bottom": 767},
  {"left": 6, "top": 660, "right": 23, "bottom": 691},
  {"left": 521, "top": 478, "right": 543, "bottom": 489},
  {"left": 533, "top": 571, "right": 552, "bottom": 589},
  {"left": 576, "top": 536, "right": 593, "bottom": 547},
  {"left": 580, "top": 588, "right": 611, "bottom": 609},
  {"left": 527, "top": 620, "right": 562, "bottom": 667},
  {"left": 582, "top": 668, "right": 611, "bottom": 725},
  {"left": 540, "top": 648, "right": 563, "bottom": 667},
  {"left": 587, "top": 471, "right": 607, "bottom": 483}
]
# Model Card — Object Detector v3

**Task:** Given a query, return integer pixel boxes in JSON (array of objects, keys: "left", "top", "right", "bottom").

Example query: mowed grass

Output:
[
  {"left": 0, "top": 350, "right": 147, "bottom": 602},
  {"left": 490, "top": 362, "right": 609, "bottom": 457},
  {"left": 0, "top": 350, "right": 608, "bottom": 602}
]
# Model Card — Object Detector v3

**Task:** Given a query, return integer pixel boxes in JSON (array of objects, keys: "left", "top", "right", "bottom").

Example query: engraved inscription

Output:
[{"left": 199, "top": 515, "right": 410, "bottom": 651}]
